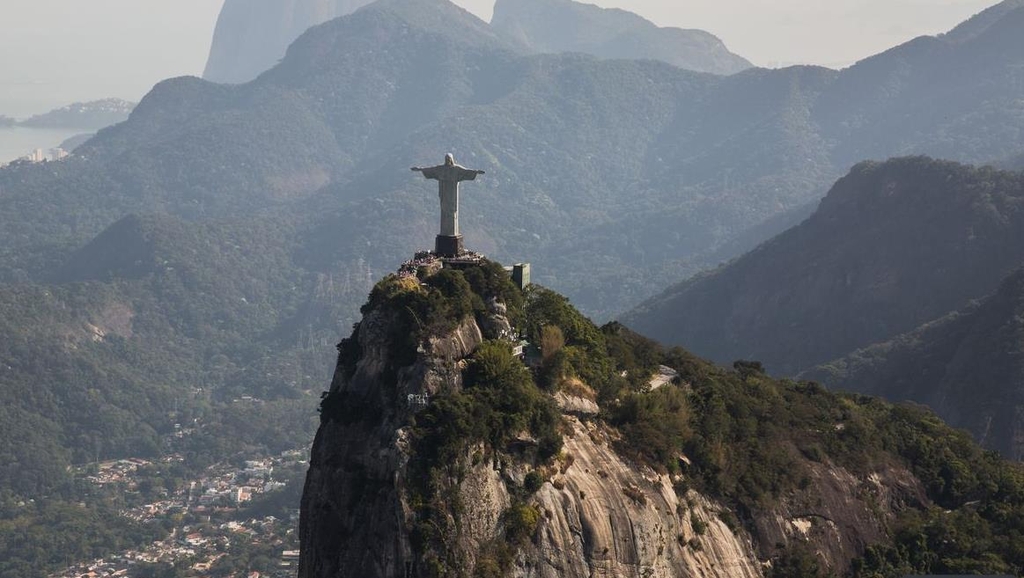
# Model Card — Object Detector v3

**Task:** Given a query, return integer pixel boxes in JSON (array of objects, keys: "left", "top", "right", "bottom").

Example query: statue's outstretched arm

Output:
[
  {"left": 412, "top": 166, "right": 441, "bottom": 179},
  {"left": 456, "top": 168, "right": 485, "bottom": 181}
]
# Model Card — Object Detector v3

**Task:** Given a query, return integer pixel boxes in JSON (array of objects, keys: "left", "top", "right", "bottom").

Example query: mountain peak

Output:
[
  {"left": 204, "top": 0, "right": 512, "bottom": 85},
  {"left": 56, "top": 214, "right": 184, "bottom": 282},
  {"left": 942, "top": 0, "right": 1024, "bottom": 43},
  {"left": 353, "top": 0, "right": 512, "bottom": 49},
  {"left": 491, "top": 0, "right": 751, "bottom": 74}
]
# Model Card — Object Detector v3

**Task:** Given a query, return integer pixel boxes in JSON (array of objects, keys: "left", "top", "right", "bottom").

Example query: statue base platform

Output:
[{"left": 435, "top": 235, "right": 463, "bottom": 257}]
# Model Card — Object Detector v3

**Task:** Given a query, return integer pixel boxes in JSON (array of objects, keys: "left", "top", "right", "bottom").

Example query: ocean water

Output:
[
  {"left": 0, "top": 90, "right": 85, "bottom": 165},
  {"left": 0, "top": 126, "right": 85, "bottom": 165}
]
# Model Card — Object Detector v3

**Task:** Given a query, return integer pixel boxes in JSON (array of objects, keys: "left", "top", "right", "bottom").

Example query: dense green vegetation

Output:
[
  {"left": 0, "top": 497, "right": 164, "bottom": 578},
  {"left": 0, "top": 214, "right": 323, "bottom": 576},
  {"left": 598, "top": 337, "right": 1024, "bottom": 575},
  {"left": 409, "top": 337, "right": 563, "bottom": 575},
  {"left": 806, "top": 267, "right": 1024, "bottom": 459},
  {"left": 849, "top": 407, "right": 1024, "bottom": 576},
  {"left": 330, "top": 262, "right": 561, "bottom": 576},
  {"left": 522, "top": 287, "right": 660, "bottom": 398}
]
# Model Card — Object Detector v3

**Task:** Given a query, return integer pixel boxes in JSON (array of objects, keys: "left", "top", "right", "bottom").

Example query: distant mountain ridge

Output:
[
  {"left": 490, "top": 0, "right": 751, "bottom": 75},
  {"left": 203, "top": 0, "right": 750, "bottom": 85},
  {"left": 19, "top": 98, "right": 135, "bottom": 130},
  {"left": 942, "top": 0, "right": 1024, "bottom": 43},
  {"left": 7, "top": 0, "right": 1024, "bottom": 323},
  {"left": 622, "top": 157, "right": 1024, "bottom": 376}
]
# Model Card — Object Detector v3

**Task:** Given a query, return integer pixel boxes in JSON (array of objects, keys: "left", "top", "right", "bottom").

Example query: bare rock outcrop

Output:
[
  {"left": 204, "top": 0, "right": 375, "bottom": 84},
  {"left": 518, "top": 417, "right": 761, "bottom": 578}
]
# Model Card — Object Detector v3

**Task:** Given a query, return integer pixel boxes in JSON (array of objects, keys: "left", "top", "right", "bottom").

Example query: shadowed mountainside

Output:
[
  {"left": 204, "top": 0, "right": 751, "bottom": 86},
  {"left": 623, "top": 157, "right": 1024, "bottom": 376}
]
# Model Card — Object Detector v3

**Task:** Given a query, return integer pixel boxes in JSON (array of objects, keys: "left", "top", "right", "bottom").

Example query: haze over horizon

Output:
[
  {"left": 0, "top": 0, "right": 1000, "bottom": 117},
  {"left": 3, "top": 0, "right": 1024, "bottom": 572}
]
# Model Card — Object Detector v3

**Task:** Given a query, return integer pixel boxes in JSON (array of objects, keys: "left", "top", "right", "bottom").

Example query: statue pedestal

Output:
[{"left": 435, "top": 235, "right": 463, "bottom": 257}]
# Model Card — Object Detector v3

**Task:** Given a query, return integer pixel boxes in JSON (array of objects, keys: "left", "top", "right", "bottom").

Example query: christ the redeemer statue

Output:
[{"left": 412, "top": 153, "right": 485, "bottom": 257}]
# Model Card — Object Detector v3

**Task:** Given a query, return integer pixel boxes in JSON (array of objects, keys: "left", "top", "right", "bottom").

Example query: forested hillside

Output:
[
  {"left": 804, "top": 268, "right": 1024, "bottom": 459},
  {"left": 1, "top": 213, "right": 334, "bottom": 492},
  {"left": 0, "top": 215, "right": 324, "bottom": 576}
]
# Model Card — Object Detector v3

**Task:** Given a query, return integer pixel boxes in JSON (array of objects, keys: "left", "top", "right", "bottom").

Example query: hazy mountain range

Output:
[
  {"left": 3, "top": 0, "right": 1024, "bottom": 573},
  {"left": 204, "top": 0, "right": 378, "bottom": 84},
  {"left": 5, "top": 0, "right": 1021, "bottom": 320},
  {"left": 203, "top": 0, "right": 751, "bottom": 85}
]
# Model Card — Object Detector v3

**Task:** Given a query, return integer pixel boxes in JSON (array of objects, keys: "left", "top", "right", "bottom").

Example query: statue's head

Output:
[{"left": 445, "top": 153, "right": 455, "bottom": 166}]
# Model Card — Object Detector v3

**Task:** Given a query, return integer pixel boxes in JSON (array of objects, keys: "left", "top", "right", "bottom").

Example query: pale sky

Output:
[{"left": 0, "top": 0, "right": 999, "bottom": 117}]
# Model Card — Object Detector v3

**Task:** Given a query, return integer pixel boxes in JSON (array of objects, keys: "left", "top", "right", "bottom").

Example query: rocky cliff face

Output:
[
  {"left": 299, "top": 266, "right": 935, "bottom": 578},
  {"left": 518, "top": 416, "right": 762, "bottom": 578},
  {"left": 299, "top": 302, "right": 765, "bottom": 577},
  {"left": 204, "top": 0, "right": 375, "bottom": 84},
  {"left": 300, "top": 302, "right": 483, "bottom": 577}
]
